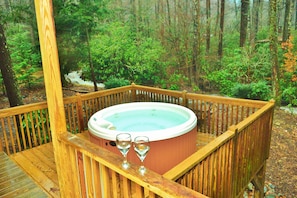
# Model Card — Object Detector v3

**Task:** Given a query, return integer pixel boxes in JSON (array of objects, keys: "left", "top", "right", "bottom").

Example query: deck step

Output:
[{"left": 0, "top": 151, "right": 48, "bottom": 198}]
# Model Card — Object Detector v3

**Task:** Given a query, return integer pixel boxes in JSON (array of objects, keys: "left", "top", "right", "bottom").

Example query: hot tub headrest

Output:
[{"left": 94, "top": 118, "right": 116, "bottom": 130}]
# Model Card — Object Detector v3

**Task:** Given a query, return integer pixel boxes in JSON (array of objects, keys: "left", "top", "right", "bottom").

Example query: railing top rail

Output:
[
  {"left": 186, "top": 92, "right": 268, "bottom": 108},
  {"left": 78, "top": 85, "right": 132, "bottom": 100},
  {"left": 131, "top": 84, "right": 185, "bottom": 95},
  {"left": 59, "top": 132, "right": 209, "bottom": 198},
  {"left": 235, "top": 100, "right": 275, "bottom": 132},
  {"left": 0, "top": 102, "right": 48, "bottom": 117}
]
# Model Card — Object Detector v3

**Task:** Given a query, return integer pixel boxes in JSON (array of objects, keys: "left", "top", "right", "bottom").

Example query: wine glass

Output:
[
  {"left": 116, "top": 133, "right": 132, "bottom": 169},
  {"left": 134, "top": 136, "right": 150, "bottom": 175}
]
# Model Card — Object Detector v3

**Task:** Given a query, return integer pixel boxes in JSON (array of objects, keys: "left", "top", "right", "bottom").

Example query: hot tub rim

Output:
[{"left": 87, "top": 102, "right": 197, "bottom": 142}]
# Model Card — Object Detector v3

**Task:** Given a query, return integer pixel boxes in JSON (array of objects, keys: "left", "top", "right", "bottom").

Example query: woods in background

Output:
[{"left": 0, "top": 0, "right": 296, "bottom": 107}]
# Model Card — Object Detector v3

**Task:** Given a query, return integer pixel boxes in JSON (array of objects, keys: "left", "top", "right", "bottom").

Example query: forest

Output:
[{"left": 0, "top": 0, "right": 296, "bottom": 108}]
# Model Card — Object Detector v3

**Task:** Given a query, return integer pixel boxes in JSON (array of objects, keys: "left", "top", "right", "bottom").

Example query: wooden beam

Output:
[{"left": 34, "top": 1, "right": 74, "bottom": 197}]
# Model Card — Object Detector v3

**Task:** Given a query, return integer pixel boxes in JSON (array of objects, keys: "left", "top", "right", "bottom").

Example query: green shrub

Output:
[
  {"left": 104, "top": 77, "right": 130, "bottom": 89},
  {"left": 231, "top": 83, "right": 252, "bottom": 99},
  {"left": 231, "top": 81, "right": 271, "bottom": 100},
  {"left": 282, "top": 86, "right": 297, "bottom": 106}
]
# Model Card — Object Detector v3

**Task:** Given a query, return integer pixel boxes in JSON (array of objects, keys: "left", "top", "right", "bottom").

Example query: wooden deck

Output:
[
  {"left": 1, "top": 131, "right": 215, "bottom": 197},
  {"left": 10, "top": 143, "right": 60, "bottom": 198},
  {"left": 0, "top": 151, "right": 48, "bottom": 198}
]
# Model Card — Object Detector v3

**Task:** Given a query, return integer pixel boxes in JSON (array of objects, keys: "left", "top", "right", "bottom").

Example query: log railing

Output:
[{"left": 0, "top": 84, "right": 274, "bottom": 197}]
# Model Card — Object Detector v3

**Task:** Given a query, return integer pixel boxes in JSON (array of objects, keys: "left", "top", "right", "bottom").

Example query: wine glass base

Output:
[
  {"left": 139, "top": 166, "right": 146, "bottom": 175},
  {"left": 122, "top": 162, "right": 130, "bottom": 169}
]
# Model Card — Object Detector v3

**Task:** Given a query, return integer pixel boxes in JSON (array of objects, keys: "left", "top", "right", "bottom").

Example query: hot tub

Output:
[{"left": 88, "top": 102, "right": 197, "bottom": 174}]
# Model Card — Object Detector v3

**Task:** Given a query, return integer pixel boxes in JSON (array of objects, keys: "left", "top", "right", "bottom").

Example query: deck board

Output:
[
  {"left": 0, "top": 151, "right": 48, "bottom": 198},
  {"left": 10, "top": 144, "right": 60, "bottom": 198}
]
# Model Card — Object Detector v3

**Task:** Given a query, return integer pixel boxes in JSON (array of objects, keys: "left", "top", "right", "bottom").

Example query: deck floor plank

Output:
[
  {"left": 11, "top": 144, "right": 60, "bottom": 198},
  {"left": 0, "top": 151, "right": 48, "bottom": 198}
]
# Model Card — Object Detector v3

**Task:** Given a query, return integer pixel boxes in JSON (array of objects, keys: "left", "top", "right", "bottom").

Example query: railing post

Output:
[
  {"left": 0, "top": 135, "right": 3, "bottom": 152},
  {"left": 229, "top": 125, "right": 239, "bottom": 197},
  {"left": 131, "top": 83, "right": 137, "bottom": 102},
  {"left": 182, "top": 90, "right": 187, "bottom": 107},
  {"left": 76, "top": 93, "right": 85, "bottom": 132}
]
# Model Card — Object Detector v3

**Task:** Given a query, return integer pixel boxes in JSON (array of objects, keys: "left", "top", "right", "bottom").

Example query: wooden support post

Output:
[
  {"left": 182, "top": 90, "right": 187, "bottom": 107},
  {"left": 131, "top": 83, "right": 137, "bottom": 102},
  {"left": 252, "top": 163, "right": 266, "bottom": 198},
  {"left": 229, "top": 125, "right": 239, "bottom": 197},
  {"left": 76, "top": 93, "right": 85, "bottom": 132},
  {"left": 34, "top": 1, "right": 79, "bottom": 197}
]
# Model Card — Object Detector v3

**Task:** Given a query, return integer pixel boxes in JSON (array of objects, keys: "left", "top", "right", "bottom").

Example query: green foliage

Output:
[
  {"left": 280, "top": 72, "right": 297, "bottom": 106},
  {"left": 105, "top": 77, "right": 130, "bottom": 89},
  {"left": 256, "top": 27, "right": 270, "bottom": 41},
  {"left": 53, "top": 0, "right": 109, "bottom": 83},
  {"left": 282, "top": 86, "right": 297, "bottom": 106},
  {"left": 207, "top": 45, "right": 272, "bottom": 96},
  {"left": 6, "top": 24, "right": 41, "bottom": 88},
  {"left": 160, "top": 73, "right": 188, "bottom": 90},
  {"left": 207, "top": 69, "right": 237, "bottom": 95},
  {"left": 231, "top": 81, "right": 271, "bottom": 101},
  {"left": 20, "top": 110, "right": 50, "bottom": 147},
  {"left": 86, "top": 22, "right": 167, "bottom": 85}
]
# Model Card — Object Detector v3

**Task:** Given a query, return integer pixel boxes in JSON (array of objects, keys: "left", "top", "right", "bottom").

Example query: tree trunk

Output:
[
  {"left": 282, "top": 0, "right": 291, "bottom": 42},
  {"left": 240, "top": 0, "right": 250, "bottom": 47},
  {"left": 214, "top": 0, "right": 220, "bottom": 36},
  {"left": 234, "top": 0, "right": 238, "bottom": 17},
  {"left": 270, "top": 0, "right": 281, "bottom": 105},
  {"left": 0, "top": 23, "right": 24, "bottom": 107},
  {"left": 250, "top": 0, "right": 260, "bottom": 49},
  {"left": 206, "top": 0, "right": 211, "bottom": 54},
  {"left": 218, "top": 0, "right": 225, "bottom": 59},
  {"left": 166, "top": 0, "right": 171, "bottom": 26},
  {"left": 192, "top": 0, "right": 201, "bottom": 85},
  {"left": 295, "top": 0, "right": 297, "bottom": 29},
  {"left": 85, "top": 28, "right": 97, "bottom": 91}
]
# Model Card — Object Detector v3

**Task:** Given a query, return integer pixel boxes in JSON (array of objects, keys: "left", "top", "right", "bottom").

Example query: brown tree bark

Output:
[
  {"left": 192, "top": 0, "right": 201, "bottom": 84},
  {"left": 0, "top": 23, "right": 24, "bottom": 107},
  {"left": 270, "top": 0, "right": 281, "bottom": 105},
  {"left": 295, "top": 0, "right": 297, "bottom": 29},
  {"left": 218, "top": 0, "right": 225, "bottom": 59},
  {"left": 240, "top": 0, "right": 250, "bottom": 47},
  {"left": 250, "top": 0, "right": 260, "bottom": 49},
  {"left": 206, "top": 0, "right": 211, "bottom": 54},
  {"left": 282, "top": 0, "right": 292, "bottom": 42}
]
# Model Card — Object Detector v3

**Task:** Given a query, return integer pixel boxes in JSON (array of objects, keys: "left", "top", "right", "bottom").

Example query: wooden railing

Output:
[
  {"left": 0, "top": 102, "right": 51, "bottom": 154},
  {"left": 0, "top": 84, "right": 274, "bottom": 197},
  {"left": 163, "top": 100, "right": 274, "bottom": 197},
  {"left": 57, "top": 132, "right": 207, "bottom": 197}
]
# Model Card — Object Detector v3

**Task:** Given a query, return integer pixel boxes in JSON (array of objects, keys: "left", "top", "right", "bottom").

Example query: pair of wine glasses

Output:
[{"left": 116, "top": 133, "right": 150, "bottom": 175}]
